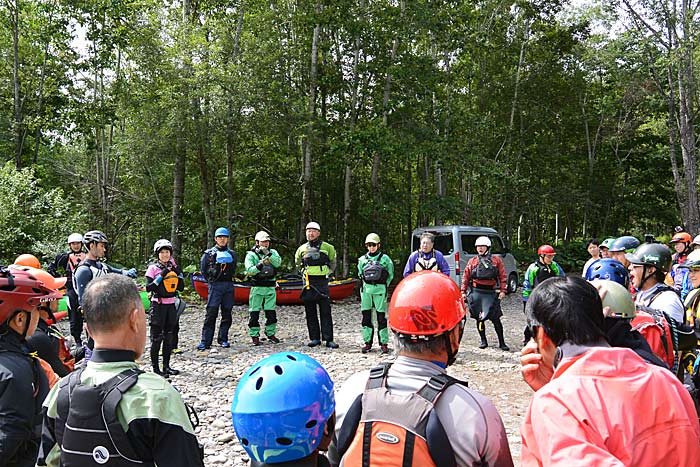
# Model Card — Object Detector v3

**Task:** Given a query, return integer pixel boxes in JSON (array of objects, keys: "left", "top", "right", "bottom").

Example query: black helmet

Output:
[
  {"left": 609, "top": 236, "right": 640, "bottom": 253},
  {"left": 625, "top": 243, "right": 672, "bottom": 273},
  {"left": 83, "top": 230, "right": 108, "bottom": 245}
]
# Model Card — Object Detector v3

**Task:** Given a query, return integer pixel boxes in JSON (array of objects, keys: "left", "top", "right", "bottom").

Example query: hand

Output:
[
  {"left": 461, "top": 292, "right": 467, "bottom": 302},
  {"left": 160, "top": 265, "right": 172, "bottom": 278},
  {"left": 520, "top": 340, "right": 554, "bottom": 392},
  {"left": 125, "top": 268, "right": 137, "bottom": 278},
  {"left": 258, "top": 246, "right": 269, "bottom": 255},
  {"left": 262, "top": 257, "right": 272, "bottom": 266},
  {"left": 256, "top": 262, "right": 264, "bottom": 271},
  {"left": 498, "top": 291, "right": 506, "bottom": 300}
]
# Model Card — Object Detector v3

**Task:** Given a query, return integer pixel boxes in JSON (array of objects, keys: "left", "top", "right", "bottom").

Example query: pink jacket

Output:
[{"left": 521, "top": 347, "right": 700, "bottom": 467}]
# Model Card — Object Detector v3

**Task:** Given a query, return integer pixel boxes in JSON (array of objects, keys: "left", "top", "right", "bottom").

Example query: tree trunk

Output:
[
  {"left": 301, "top": 1, "right": 321, "bottom": 236},
  {"left": 11, "top": 0, "right": 23, "bottom": 169}
]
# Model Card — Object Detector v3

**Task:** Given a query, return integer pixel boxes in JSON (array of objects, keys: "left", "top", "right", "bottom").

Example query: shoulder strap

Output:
[{"left": 101, "top": 368, "right": 144, "bottom": 462}]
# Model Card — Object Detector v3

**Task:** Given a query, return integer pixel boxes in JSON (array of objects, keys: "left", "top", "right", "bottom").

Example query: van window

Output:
[
  {"left": 412, "top": 232, "right": 454, "bottom": 255},
  {"left": 461, "top": 234, "right": 505, "bottom": 254}
]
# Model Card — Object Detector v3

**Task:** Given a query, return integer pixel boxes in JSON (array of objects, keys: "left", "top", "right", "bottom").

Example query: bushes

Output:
[{"left": 0, "top": 163, "right": 84, "bottom": 265}]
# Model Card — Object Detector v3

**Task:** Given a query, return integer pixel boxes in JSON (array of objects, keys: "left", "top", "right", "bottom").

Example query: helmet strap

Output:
[
  {"left": 20, "top": 310, "right": 31, "bottom": 340},
  {"left": 640, "top": 265, "right": 656, "bottom": 288}
]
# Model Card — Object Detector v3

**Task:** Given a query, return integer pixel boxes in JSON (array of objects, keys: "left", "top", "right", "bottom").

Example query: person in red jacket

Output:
[
  {"left": 520, "top": 275, "right": 700, "bottom": 467},
  {"left": 461, "top": 236, "right": 509, "bottom": 350}
]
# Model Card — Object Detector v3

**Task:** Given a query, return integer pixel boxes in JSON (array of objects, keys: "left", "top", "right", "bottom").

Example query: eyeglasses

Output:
[{"left": 365, "top": 243, "right": 378, "bottom": 247}]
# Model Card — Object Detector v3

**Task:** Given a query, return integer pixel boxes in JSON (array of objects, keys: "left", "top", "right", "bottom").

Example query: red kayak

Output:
[{"left": 190, "top": 274, "right": 358, "bottom": 305}]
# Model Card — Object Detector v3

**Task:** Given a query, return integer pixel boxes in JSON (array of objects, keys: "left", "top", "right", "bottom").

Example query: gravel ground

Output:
[{"left": 59, "top": 291, "right": 532, "bottom": 466}]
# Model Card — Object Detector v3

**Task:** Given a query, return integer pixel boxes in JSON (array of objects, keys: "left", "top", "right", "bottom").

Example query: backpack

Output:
[
  {"left": 632, "top": 306, "right": 677, "bottom": 369},
  {"left": 362, "top": 253, "right": 388, "bottom": 285},
  {"left": 336, "top": 363, "right": 470, "bottom": 467},
  {"left": 472, "top": 255, "right": 498, "bottom": 281}
]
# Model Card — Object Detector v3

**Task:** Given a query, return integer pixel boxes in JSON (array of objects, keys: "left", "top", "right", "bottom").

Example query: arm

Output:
[
  {"left": 46, "top": 253, "right": 67, "bottom": 278},
  {"left": 402, "top": 252, "right": 416, "bottom": 278},
  {"left": 27, "top": 331, "right": 69, "bottom": 378},
  {"left": 126, "top": 419, "right": 204, "bottom": 467},
  {"left": 522, "top": 264, "right": 536, "bottom": 302},
  {"left": 436, "top": 252, "right": 450, "bottom": 276},
  {"left": 145, "top": 266, "right": 159, "bottom": 293},
  {"left": 384, "top": 255, "right": 395, "bottom": 285},
  {"left": 0, "top": 368, "right": 36, "bottom": 461},
  {"left": 496, "top": 257, "right": 507, "bottom": 296},
  {"left": 36, "top": 386, "right": 61, "bottom": 467},
  {"left": 270, "top": 249, "right": 282, "bottom": 268},
  {"left": 244, "top": 251, "right": 260, "bottom": 276},
  {"left": 73, "top": 266, "right": 92, "bottom": 304},
  {"left": 199, "top": 252, "right": 208, "bottom": 276},
  {"left": 174, "top": 264, "right": 185, "bottom": 292},
  {"left": 461, "top": 258, "right": 473, "bottom": 294},
  {"left": 295, "top": 245, "right": 305, "bottom": 272},
  {"left": 327, "top": 243, "right": 337, "bottom": 274}
]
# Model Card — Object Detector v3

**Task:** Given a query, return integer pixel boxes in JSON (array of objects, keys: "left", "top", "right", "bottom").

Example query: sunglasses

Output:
[{"left": 365, "top": 243, "right": 378, "bottom": 247}]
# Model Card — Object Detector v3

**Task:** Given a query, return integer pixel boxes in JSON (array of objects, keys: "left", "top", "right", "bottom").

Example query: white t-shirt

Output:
[{"left": 635, "top": 283, "right": 684, "bottom": 324}]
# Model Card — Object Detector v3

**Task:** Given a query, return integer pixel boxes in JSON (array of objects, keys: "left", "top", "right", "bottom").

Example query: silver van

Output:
[{"left": 411, "top": 226, "right": 519, "bottom": 293}]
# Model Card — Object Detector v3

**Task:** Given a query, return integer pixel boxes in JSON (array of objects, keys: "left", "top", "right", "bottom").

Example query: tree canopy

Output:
[{"left": 0, "top": 0, "right": 695, "bottom": 273}]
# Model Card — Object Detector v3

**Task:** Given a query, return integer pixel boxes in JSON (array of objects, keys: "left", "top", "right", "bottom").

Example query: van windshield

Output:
[
  {"left": 461, "top": 234, "right": 505, "bottom": 254},
  {"left": 412, "top": 232, "right": 454, "bottom": 255}
]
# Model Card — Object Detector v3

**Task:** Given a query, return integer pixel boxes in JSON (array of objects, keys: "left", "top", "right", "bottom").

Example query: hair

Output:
[
  {"left": 83, "top": 275, "right": 141, "bottom": 334},
  {"left": 393, "top": 332, "right": 447, "bottom": 354},
  {"left": 525, "top": 276, "right": 607, "bottom": 346},
  {"left": 586, "top": 238, "right": 600, "bottom": 247},
  {"left": 419, "top": 232, "right": 435, "bottom": 244}
]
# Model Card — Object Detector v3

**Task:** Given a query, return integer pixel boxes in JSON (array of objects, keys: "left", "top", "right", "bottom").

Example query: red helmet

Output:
[
  {"left": 537, "top": 245, "right": 556, "bottom": 256},
  {"left": 670, "top": 232, "right": 692, "bottom": 244},
  {"left": 14, "top": 254, "right": 41, "bottom": 269},
  {"left": 389, "top": 271, "right": 466, "bottom": 338},
  {"left": 0, "top": 266, "right": 63, "bottom": 324}
]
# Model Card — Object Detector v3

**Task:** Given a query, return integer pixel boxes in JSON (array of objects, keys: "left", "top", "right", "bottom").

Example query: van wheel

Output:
[{"left": 507, "top": 273, "right": 518, "bottom": 294}]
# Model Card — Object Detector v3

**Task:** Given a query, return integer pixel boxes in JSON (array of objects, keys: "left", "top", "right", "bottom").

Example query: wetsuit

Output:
[{"left": 199, "top": 245, "right": 237, "bottom": 347}]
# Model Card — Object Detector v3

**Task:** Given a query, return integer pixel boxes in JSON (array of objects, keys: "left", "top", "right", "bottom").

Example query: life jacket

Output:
[
  {"left": 632, "top": 306, "right": 677, "bottom": 369},
  {"left": 472, "top": 255, "right": 498, "bottom": 282},
  {"left": 151, "top": 262, "right": 181, "bottom": 299},
  {"left": 55, "top": 367, "right": 151, "bottom": 467},
  {"left": 250, "top": 249, "right": 277, "bottom": 286},
  {"left": 303, "top": 246, "right": 329, "bottom": 267},
  {"left": 72, "top": 259, "right": 109, "bottom": 291},
  {"left": 531, "top": 261, "right": 558, "bottom": 288},
  {"left": 205, "top": 247, "right": 235, "bottom": 282},
  {"left": 362, "top": 253, "right": 388, "bottom": 285},
  {"left": 67, "top": 252, "right": 86, "bottom": 276},
  {"left": 336, "top": 363, "right": 469, "bottom": 467},
  {"left": 414, "top": 252, "right": 437, "bottom": 272}
]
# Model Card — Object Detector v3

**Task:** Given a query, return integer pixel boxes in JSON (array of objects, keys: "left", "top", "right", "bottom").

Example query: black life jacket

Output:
[
  {"left": 152, "top": 262, "right": 181, "bottom": 299},
  {"left": 251, "top": 249, "right": 277, "bottom": 287},
  {"left": 205, "top": 247, "right": 235, "bottom": 282},
  {"left": 362, "top": 253, "right": 388, "bottom": 285},
  {"left": 303, "top": 245, "right": 329, "bottom": 267},
  {"left": 55, "top": 367, "right": 151, "bottom": 466},
  {"left": 472, "top": 255, "right": 498, "bottom": 282}
]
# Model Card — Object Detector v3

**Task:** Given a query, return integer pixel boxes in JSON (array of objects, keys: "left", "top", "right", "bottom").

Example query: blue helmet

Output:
[
  {"left": 585, "top": 258, "right": 630, "bottom": 288},
  {"left": 231, "top": 352, "right": 335, "bottom": 464},
  {"left": 214, "top": 227, "right": 230, "bottom": 237}
]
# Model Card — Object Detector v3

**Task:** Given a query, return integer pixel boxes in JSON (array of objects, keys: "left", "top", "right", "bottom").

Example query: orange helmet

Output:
[
  {"left": 537, "top": 245, "right": 556, "bottom": 256},
  {"left": 10, "top": 266, "right": 66, "bottom": 295},
  {"left": 14, "top": 254, "right": 41, "bottom": 269},
  {"left": 670, "top": 232, "right": 692, "bottom": 244},
  {"left": 389, "top": 271, "right": 466, "bottom": 339}
]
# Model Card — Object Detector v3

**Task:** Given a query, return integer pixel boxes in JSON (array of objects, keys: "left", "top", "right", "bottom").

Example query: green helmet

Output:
[
  {"left": 364, "top": 233, "right": 381, "bottom": 245},
  {"left": 600, "top": 238, "right": 616, "bottom": 250},
  {"left": 593, "top": 279, "right": 635, "bottom": 319},
  {"left": 625, "top": 243, "right": 672, "bottom": 273}
]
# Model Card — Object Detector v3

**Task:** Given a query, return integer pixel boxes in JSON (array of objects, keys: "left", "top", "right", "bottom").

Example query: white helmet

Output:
[
  {"left": 306, "top": 222, "right": 321, "bottom": 231},
  {"left": 692, "top": 235, "right": 700, "bottom": 247},
  {"left": 67, "top": 233, "right": 83, "bottom": 244},
  {"left": 475, "top": 236, "right": 491, "bottom": 248},
  {"left": 153, "top": 239, "right": 173, "bottom": 255},
  {"left": 255, "top": 231, "right": 271, "bottom": 242}
]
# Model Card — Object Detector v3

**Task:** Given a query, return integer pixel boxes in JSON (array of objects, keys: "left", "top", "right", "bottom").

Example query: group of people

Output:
[{"left": 6, "top": 224, "right": 700, "bottom": 466}]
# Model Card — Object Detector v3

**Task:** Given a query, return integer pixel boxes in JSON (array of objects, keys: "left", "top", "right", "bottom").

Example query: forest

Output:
[{"left": 1, "top": 0, "right": 698, "bottom": 276}]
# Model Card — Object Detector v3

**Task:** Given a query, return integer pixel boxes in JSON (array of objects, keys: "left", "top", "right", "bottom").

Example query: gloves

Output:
[
  {"left": 258, "top": 246, "right": 269, "bottom": 255},
  {"left": 262, "top": 257, "right": 272, "bottom": 266},
  {"left": 160, "top": 265, "right": 173, "bottom": 277},
  {"left": 256, "top": 262, "right": 264, "bottom": 271},
  {"left": 124, "top": 268, "right": 138, "bottom": 278}
]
